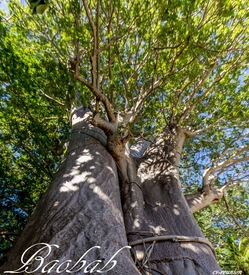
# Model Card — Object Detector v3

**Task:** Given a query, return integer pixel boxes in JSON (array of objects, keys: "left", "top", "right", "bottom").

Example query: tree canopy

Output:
[{"left": 0, "top": 0, "right": 249, "bottom": 271}]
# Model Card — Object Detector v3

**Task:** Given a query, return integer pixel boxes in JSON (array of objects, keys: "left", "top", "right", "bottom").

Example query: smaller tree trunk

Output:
[
  {"left": 133, "top": 173, "right": 220, "bottom": 275},
  {"left": 124, "top": 127, "right": 221, "bottom": 274}
]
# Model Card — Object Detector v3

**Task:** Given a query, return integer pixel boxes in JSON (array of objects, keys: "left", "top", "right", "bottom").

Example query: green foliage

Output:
[
  {"left": 218, "top": 236, "right": 249, "bottom": 274},
  {"left": 0, "top": 0, "right": 249, "bottom": 268},
  {"left": 0, "top": 10, "right": 71, "bottom": 254},
  {"left": 194, "top": 188, "right": 249, "bottom": 271}
]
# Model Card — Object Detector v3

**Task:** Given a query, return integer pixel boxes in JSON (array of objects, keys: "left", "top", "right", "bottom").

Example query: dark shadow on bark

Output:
[
  {"left": 0, "top": 112, "right": 221, "bottom": 275},
  {"left": 124, "top": 131, "right": 221, "bottom": 274},
  {"left": 0, "top": 113, "right": 140, "bottom": 274},
  {"left": 128, "top": 173, "right": 220, "bottom": 274}
]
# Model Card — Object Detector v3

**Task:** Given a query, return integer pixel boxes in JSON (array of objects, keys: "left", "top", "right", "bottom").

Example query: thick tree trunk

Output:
[
  {"left": 1, "top": 112, "right": 140, "bottom": 275},
  {"left": 0, "top": 112, "right": 221, "bottom": 274}
]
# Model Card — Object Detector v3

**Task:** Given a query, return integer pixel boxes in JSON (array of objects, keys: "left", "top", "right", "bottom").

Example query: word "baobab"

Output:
[{"left": 4, "top": 243, "right": 131, "bottom": 274}]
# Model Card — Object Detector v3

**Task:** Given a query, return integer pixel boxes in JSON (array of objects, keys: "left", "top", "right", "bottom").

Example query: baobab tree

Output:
[{"left": 0, "top": 0, "right": 249, "bottom": 274}]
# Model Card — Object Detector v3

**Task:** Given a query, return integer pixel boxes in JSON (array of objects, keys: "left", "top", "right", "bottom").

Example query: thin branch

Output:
[
  {"left": 0, "top": 231, "right": 20, "bottom": 236},
  {"left": 18, "top": 140, "right": 53, "bottom": 178},
  {"left": 203, "top": 155, "right": 249, "bottom": 189},
  {"left": 82, "top": 0, "right": 96, "bottom": 38},
  {"left": 197, "top": 0, "right": 211, "bottom": 29},
  {"left": 115, "top": 46, "right": 129, "bottom": 107},
  {"left": 178, "top": 49, "right": 248, "bottom": 124},
  {"left": 215, "top": 156, "right": 249, "bottom": 172},
  {"left": 153, "top": 41, "right": 183, "bottom": 50},
  {"left": 219, "top": 133, "right": 249, "bottom": 160},
  {"left": 129, "top": 79, "right": 161, "bottom": 123},
  {"left": 98, "top": 30, "right": 134, "bottom": 54},
  {"left": 223, "top": 195, "right": 249, "bottom": 238},
  {"left": 130, "top": 43, "right": 186, "bottom": 118},
  {"left": 184, "top": 117, "right": 226, "bottom": 136},
  {"left": 82, "top": 0, "right": 99, "bottom": 108},
  {"left": 96, "top": 0, "right": 100, "bottom": 91},
  {"left": 220, "top": 178, "right": 248, "bottom": 192},
  {"left": 1, "top": 193, "right": 29, "bottom": 215},
  {"left": 129, "top": 51, "right": 150, "bottom": 83},
  {"left": 98, "top": 3, "right": 157, "bottom": 54},
  {"left": 178, "top": 63, "right": 218, "bottom": 124},
  {"left": 39, "top": 89, "right": 65, "bottom": 106},
  {"left": 81, "top": 0, "right": 117, "bottom": 127},
  {"left": 74, "top": 75, "right": 116, "bottom": 124},
  {"left": 1, "top": 14, "right": 14, "bottom": 22},
  {"left": 229, "top": 144, "right": 249, "bottom": 159}
]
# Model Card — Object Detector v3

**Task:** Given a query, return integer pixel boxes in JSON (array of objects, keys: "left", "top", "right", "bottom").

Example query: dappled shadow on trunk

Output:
[
  {"left": 1, "top": 113, "right": 221, "bottom": 275},
  {"left": 125, "top": 134, "right": 220, "bottom": 275},
  {"left": 123, "top": 129, "right": 221, "bottom": 274},
  {"left": 128, "top": 172, "right": 220, "bottom": 274},
  {"left": 0, "top": 113, "right": 140, "bottom": 274}
]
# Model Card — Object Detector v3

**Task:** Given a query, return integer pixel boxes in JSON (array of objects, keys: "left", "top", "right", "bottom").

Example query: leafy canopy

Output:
[{"left": 0, "top": 0, "right": 249, "bottom": 268}]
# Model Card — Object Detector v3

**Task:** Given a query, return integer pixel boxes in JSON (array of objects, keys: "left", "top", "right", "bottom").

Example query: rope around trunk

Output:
[{"left": 129, "top": 234, "right": 216, "bottom": 256}]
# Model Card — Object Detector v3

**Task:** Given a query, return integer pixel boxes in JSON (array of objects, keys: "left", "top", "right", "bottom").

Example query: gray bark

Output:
[
  {"left": 185, "top": 189, "right": 224, "bottom": 213},
  {"left": 0, "top": 112, "right": 221, "bottom": 274},
  {"left": 1, "top": 111, "right": 139, "bottom": 275},
  {"left": 125, "top": 128, "right": 221, "bottom": 274}
]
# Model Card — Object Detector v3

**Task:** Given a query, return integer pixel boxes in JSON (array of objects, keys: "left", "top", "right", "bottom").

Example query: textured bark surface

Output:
[
  {"left": 1, "top": 112, "right": 221, "bottom": 274},
  {"left": 130, "top": 174, "right": 220, "bottom": 274},
  {"left": 1, "top": 113, "right": 139, "bottom": 274},
  {"left": 124, "top": 130, "right": 221, "bottom": 274}
]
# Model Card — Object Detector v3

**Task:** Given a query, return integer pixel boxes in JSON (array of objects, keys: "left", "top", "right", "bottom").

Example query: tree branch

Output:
[
  {"left": 218, "top": 132, "right": 249, "bottom": 161},
  {"left": 91, "top": 112, "right": 117, "bottom": 136},
  {"left": 154, "top": 42, "right": 183, "bottom": 50},
  {"left": 185, "top": 177, "right": 248, "bottom": 213},
  {"left": 178, "top": 49, "right": 248, "bottom": 124},
  {"left": 1, "top": 193, "right": 29, "bottom": 215},
  {"left": 74, "top": 75, "right": 116, "bottom": 125},
  {"left": 185, "top": 188, "right": 224, "bottom": 213},
  {"left": 201, "top": 150, "right": 249, "bottom": 194},
  {"left": 223, "top": 195, "right": 249, "bottom": 238},
  {"left": 39, "top": 89, "right": 65, "bottom": 106},
  {"left": 115, "top": 46, "right": 130, "bottom": 109},
  {"left": 177, "top": 62, "right": 218, "bottom": 124},
  {"left": 0, "top": 231, "right": 20, "bottom": 236},
  {"left": 82, "top": 0, "right": 96, "bottom": 38},
  {"left": 128, "top": 79, "right": 161, "bottom": 123},
  {"left": 183, "top": 117, "right": 226, "bottom": 136}
]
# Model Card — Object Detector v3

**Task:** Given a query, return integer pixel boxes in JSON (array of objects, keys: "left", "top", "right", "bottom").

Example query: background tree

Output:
[{"left": 0, "top": 0, "right": 249, "bottom": 274}]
